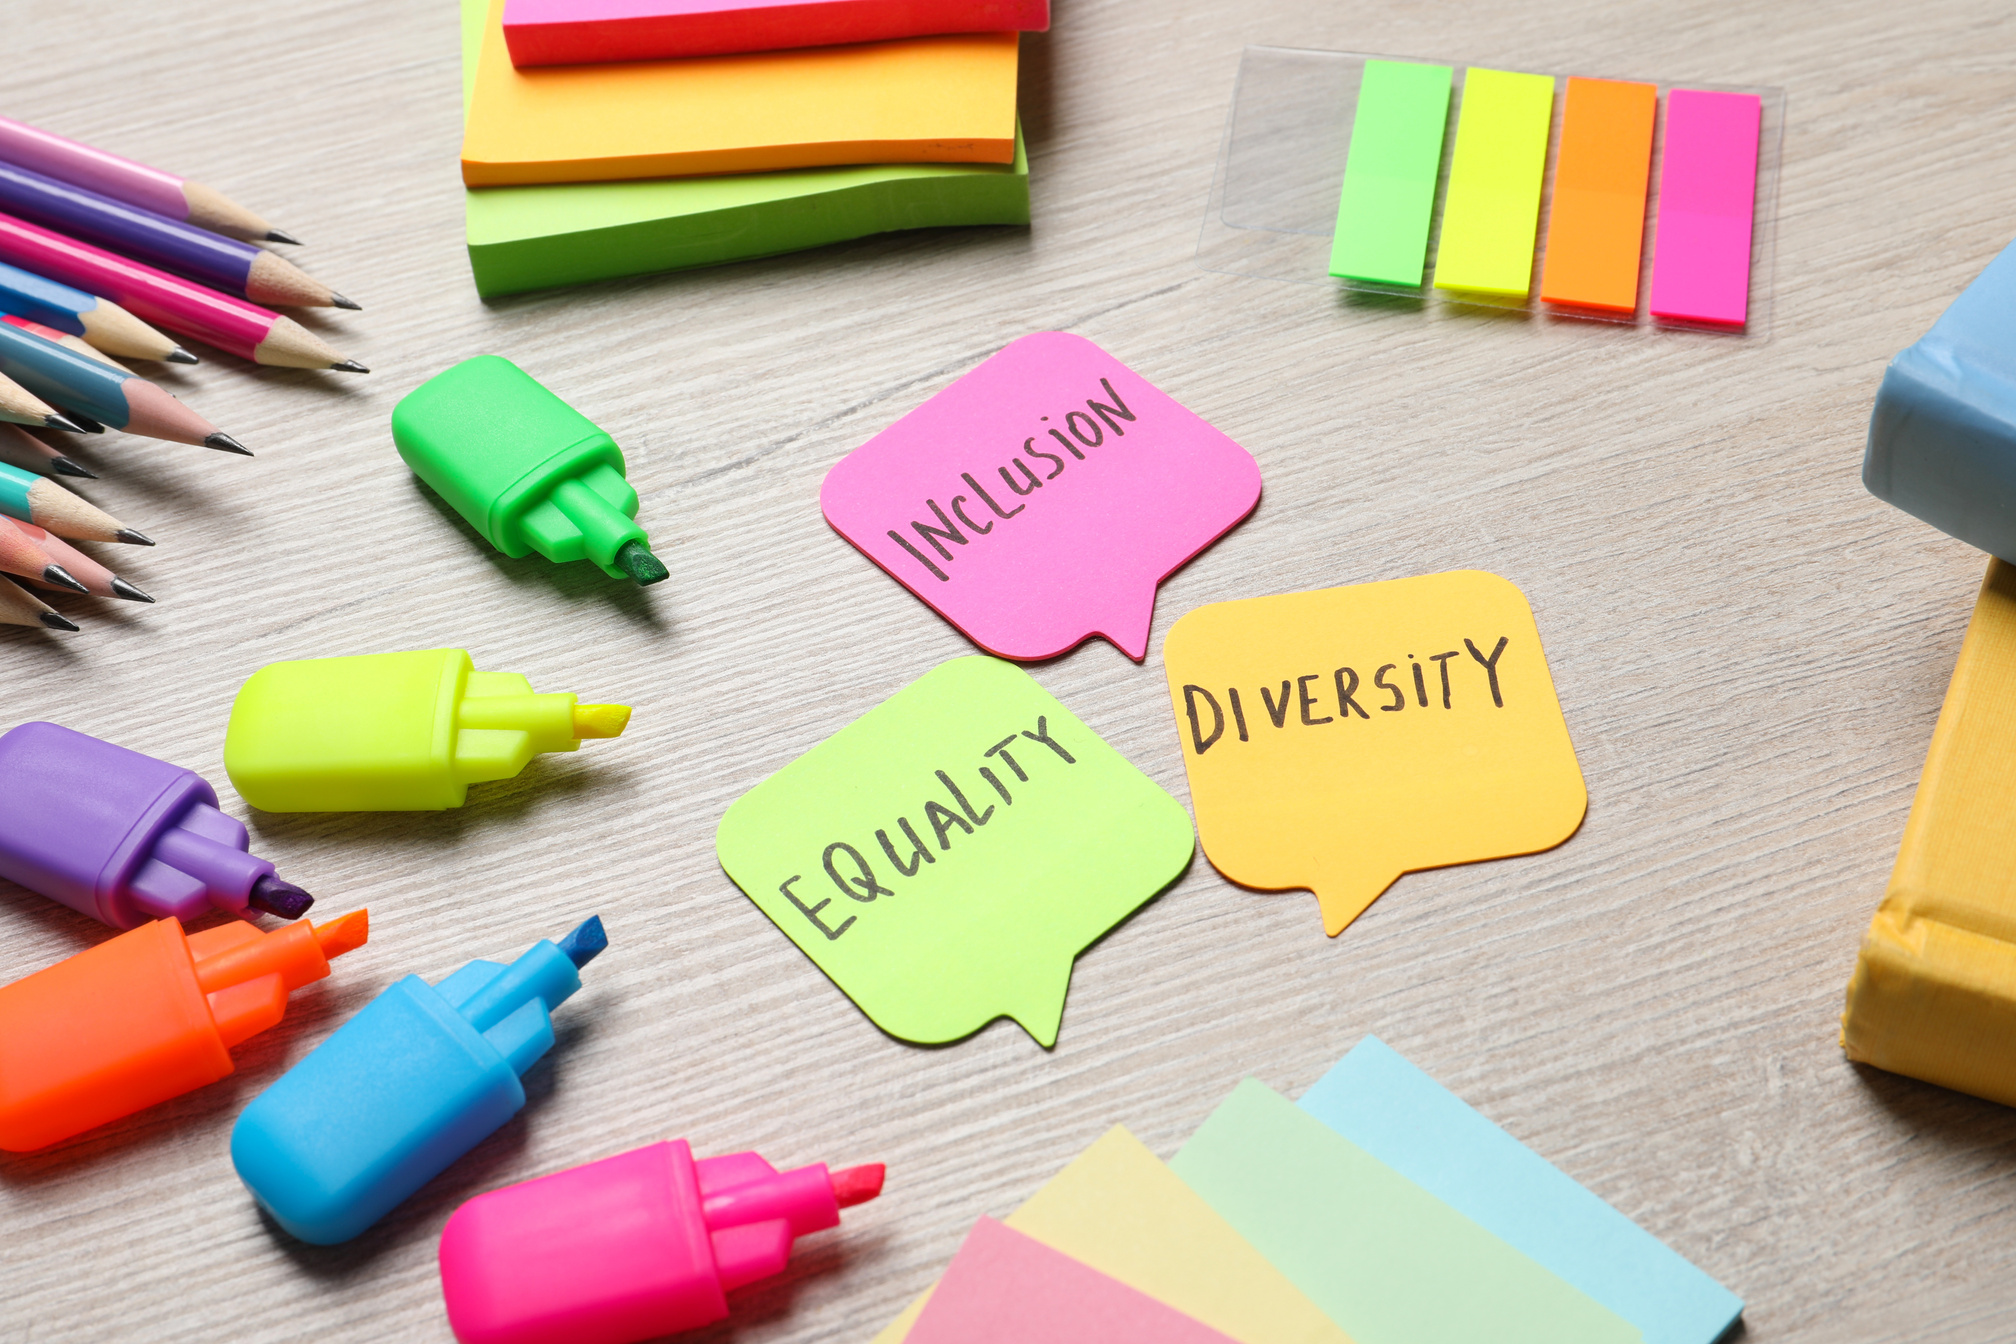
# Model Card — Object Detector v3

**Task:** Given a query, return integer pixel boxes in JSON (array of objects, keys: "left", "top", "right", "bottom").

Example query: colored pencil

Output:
[
  {"left": 0, "top": 257, "right": 191, "bottom": 363},
  {"left": 11, "top": 520, "right": 151, "bottom": 602},
  {"left": 0, "top": 459, "right": 146, "bottom": 543},
  {"left": 0, "top": 213, "right": 365, "bottom": 371},
  {"left": 3, "top": 315, "right": 131, "bottom": 371},
  {"left": 0, "top": 320, "right": 247, "bottom": 453},
  {"left": 0, "top": 574, "right": 76, "bottom": 630},
  {"left": 0, "top": 512, "right": 86, "bottom": 591},
  {"left": 0, "top": 161, "right": 355, "bottom": 310},
  {"left": 0, "top": 423, "right": 93, "bottom": 478},
  {"left": 0, "top": 116, "right": 294, "bottom": 244},
  {"left": 0, "top": 368, "right": 89, "bottom": 434}
]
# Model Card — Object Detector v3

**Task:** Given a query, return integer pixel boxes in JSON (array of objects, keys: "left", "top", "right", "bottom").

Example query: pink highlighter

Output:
[{"left": 438, "top": 1139, "right": 885, "bottom": 1344}]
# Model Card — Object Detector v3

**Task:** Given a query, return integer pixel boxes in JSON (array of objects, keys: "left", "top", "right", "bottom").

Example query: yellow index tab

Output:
[
  {"left": 1432, "top": 68, "right": 1557, "bottom": 298},
  {"left": 1162, "top": 572, "right": 1586, "bottom": 936}
]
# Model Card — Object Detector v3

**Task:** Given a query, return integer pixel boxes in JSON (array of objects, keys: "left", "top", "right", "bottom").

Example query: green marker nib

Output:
[{"left": 616, "top": 540, "right": 668, "bottom": 586}]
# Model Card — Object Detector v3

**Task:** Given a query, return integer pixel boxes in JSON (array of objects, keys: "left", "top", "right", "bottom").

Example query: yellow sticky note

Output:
[
  {"left": 873, "top": 1126, "right": 1354, "bottom": 1344},
  {"left": 1162, "top": 571, "right": 1587, "bottom": 936},
  {"left": 1843, "top": 559, "right": 2016, "bottom": 1107},
  {"left": 463, "top": 0, "right": 1020, "bottom": 186}
]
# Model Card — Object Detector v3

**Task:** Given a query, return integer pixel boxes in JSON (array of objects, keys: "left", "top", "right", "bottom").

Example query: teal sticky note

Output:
[
  {"left": 1299, "top": 1038, "right": 1742, "bottom": 1344},
  {"left": 1170, "top": 1078, "right": 1641, "bottom": 1344}
]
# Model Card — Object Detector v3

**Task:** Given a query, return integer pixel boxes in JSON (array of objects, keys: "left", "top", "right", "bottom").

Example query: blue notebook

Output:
[{"left": 1298, "top": 1037, "right": 1742, "bottom": 1344}]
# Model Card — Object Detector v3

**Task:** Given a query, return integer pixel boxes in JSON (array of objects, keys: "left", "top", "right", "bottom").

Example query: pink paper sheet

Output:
[{"left": 906, "top": 1217, "right": 1243, "bottom": 1344}]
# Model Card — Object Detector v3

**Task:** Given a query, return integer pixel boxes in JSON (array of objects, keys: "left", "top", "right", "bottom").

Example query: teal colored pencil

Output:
[{"left": 0, "top": 458, "right": 147, "bottom": 544}]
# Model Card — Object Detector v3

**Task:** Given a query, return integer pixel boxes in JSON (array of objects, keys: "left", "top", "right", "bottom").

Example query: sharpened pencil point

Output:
[
  {"left": 615, "top": 540, "right": 669, "bottom": 586},
  {"left": 329, "top": 293, "right": 362, "bottom": 311},
  {"left": 113, "top": 528, "right": 154, "bottom": 546},
  {"left": 265, "top": 228, "right": 302, "bottom": 245},
  {"left": 330, "top": 359, "right": 369, "bottom": 374},
  {"left": 165, "top": 347, "right": 200, "bottom": 365},
  {"left": 38, "top": 610, "right": 78, "bottom": 632},
  {"left": 248, "top": 874, "right": 315, "bottom": 920},
  {"left": 49, "top": 457, "right": 96, "bottom": 478},
  {"left": 109, "top": 577, "right": 153, "bottom": 603},
  {"left": 204, "top": 432, "right": 253, "bottom": 456},
  {"left": 44, "top": 412, "right": 92, "bottom": 434},
  {"left": 43, "top": 564, "right": 88, "bottom": 594}
]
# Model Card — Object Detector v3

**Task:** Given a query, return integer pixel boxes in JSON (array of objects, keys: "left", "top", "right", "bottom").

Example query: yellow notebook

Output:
[
  {"left": 462, "top": 0, "right": 1019, "bottom": 186},
  {"left": 1844, "top": 559, "right": 2016, "bottom": 1106}
]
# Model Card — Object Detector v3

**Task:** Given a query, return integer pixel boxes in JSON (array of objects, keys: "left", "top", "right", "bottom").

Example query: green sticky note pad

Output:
[
  {"left": 1170, "top": 1079, "right": 1643, "bottom": 1344},
  {"left": 1328, "top": 60, "right": 1453, "bottom": 287},
  {"left": 1432, "top": 68, "right": 1557, "bottom": 297},
  {"left": 716, "top": 656, "right": 1194, "bottom": 1047}
]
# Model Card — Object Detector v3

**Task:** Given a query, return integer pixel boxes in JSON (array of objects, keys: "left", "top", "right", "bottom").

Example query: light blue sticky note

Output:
[{"left": 1298, "top": 1037, "right": 1743, "bottom": 1344}]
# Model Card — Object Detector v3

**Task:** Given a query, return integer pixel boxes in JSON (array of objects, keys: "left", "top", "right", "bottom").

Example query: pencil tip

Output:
[
  {"left": 265, "top": 228, "right": 302, "bottom": 245},
  {"left": 49, "top": 457, "right": 96, "bottom": 479},
  {"left": 204, "top": 432, "right": 254, "bottom": 456},
  {"left": 330, "top": 359, "right": 370, "bottom": 374},
  {"left": 44, "top": 564, "right": 89, "bottom": 594},
  {"left": 329, "top": 293, "right": 362, "bottom": 311},
  {"left": 165, "top": 347, "right": 200, "bottom": 365},
  {"left": 44, "top": 412, "right": 91, "bottom": 434},
  {"left": 109, "top": 577, "right": 154, "bottom": 603},
  {"left": 38, "top": 611, "right": 78, "bottom": 632},
  {"left": 113, "top": 528, "right": 155, "bottom": 546}
]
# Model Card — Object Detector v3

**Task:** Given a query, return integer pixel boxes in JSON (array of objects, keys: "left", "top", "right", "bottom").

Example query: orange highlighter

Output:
[{"left": 0, "top": 910, "right": 367, "bottom": 1152}]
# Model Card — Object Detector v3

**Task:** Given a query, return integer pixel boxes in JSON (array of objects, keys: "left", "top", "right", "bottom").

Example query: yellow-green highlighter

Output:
[
  {"left": 393, "top": 355, "right": 667, "bottom": 586},
  {"left": 224, "top": 649, "right": 632, "bottom": 811}
]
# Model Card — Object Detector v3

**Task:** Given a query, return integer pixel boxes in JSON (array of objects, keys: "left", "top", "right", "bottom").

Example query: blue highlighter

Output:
[{"left": 231, "top": 917, "right": 608, "bottom": 1245}]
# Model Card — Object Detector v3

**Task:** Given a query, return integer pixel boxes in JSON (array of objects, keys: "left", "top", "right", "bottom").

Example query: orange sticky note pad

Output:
[
  {"left": 462, "top": 0, "right": 1021, "bottom": 186},
  {"left": 1538, "top": 77, "right": 1657, "bottom": 314}
]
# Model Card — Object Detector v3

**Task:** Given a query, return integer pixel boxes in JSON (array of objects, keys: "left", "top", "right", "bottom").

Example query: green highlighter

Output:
[{"left": 392, "top": 355, "right": 667, "bottom": 585}]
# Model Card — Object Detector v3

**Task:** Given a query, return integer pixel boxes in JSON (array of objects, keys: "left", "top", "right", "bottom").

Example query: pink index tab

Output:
[
  {"left": 1647, "top": 89, "right": 1762, "bottom": 328},
  {"left": 907, "top": 1217, "right": 1241, "bottom": 1344},
  {"left": 821, "top": 333, "right": 1262, "bottom": 662}
]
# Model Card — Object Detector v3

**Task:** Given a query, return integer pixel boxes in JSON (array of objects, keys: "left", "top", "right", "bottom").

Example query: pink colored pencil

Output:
[
  {"left": 0, "top": 212, "right": 364, "bottom": 371},
  {"left": 0, "top": 115, "right": 293, "bottom": 244},
  {"left": 8, "top": 519, "right": 150, "bottom": 602}
]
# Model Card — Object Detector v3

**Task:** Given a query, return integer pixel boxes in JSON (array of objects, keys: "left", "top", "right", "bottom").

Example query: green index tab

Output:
[
  {"left": 1432, "top": 68, "right": 1557, "bottom": 297},
  {"left": 1170, "top": 1079, "right": 1643, "bottom": 1344},
  {"left": 1328, "top": 60, "right": 1453, "bottom": 288}
]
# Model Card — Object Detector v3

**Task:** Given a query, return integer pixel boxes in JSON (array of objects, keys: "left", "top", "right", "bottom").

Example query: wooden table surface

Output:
[{"left": 4, "top": 1, "right": 2015, "bottom": 1340}]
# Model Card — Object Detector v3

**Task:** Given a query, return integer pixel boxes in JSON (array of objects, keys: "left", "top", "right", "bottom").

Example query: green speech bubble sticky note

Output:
[{"left": 716, "top": 656, "right": 1194, "bottom": 1047}]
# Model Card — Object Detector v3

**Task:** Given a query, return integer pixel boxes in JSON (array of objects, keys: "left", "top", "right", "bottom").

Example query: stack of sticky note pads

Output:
[
  {"left": 877, "top": 1038, "right": 1742, "bottom": 1344},
  {"left": 458, "top": 0, "right": 1046, "bottom": 297}
]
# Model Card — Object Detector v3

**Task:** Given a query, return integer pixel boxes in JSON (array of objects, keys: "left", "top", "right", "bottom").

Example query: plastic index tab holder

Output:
[{"left": 1328, "top": 59, "right": 1452, "bottom": 288}]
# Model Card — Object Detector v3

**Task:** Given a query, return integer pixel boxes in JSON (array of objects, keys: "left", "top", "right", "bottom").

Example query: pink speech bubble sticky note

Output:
[{"left": 822, "top": 332, "right": 1263, "bottom": 661}]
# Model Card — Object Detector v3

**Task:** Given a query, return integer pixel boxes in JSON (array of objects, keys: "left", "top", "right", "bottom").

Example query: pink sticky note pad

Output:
[
  {"left": 822, "top": 333, "right": 1263, "bottom": 661},
  {"left": 504, "top": 0, "right": 1050, "bottom": 66},
  {"left": 908, "top": 1217, "right": 1242, "bottom": 1344},
  {"left": 1647, "top": 89, "right": 1762, "bottom": 328}
]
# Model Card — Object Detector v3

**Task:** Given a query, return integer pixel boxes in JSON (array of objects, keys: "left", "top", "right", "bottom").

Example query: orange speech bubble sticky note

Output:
[{"left": 1162, "top": 571, "right": 1586, "bottom": 936}]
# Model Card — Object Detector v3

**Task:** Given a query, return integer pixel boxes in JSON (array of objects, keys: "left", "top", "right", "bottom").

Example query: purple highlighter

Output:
[{"left": 0, "top": 721, "right": 313, "bottom": 928}]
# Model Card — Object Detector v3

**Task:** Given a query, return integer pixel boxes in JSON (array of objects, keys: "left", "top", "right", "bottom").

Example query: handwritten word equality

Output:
[
  {"left": 886, "top": 379, "right": 1141, "bottom": 583},
  {"left": 1180, "top": 637, "right": 1512, "bottom": 754},
  {"left": 778, "top": 716, "right": 1080, "bottom": 940}
]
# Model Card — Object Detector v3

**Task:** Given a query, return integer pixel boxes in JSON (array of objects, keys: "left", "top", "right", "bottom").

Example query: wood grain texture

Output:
[{"left": 2, "top": 1, "right": 2014, "bottom": 1341}]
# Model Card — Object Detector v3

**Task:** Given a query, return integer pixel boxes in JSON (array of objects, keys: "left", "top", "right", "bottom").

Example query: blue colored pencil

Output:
[
  {"left": 0, "top": 321, "right": 244, "bottom": 452},
  {"left": 0, "top": 258, "right": 190, "bottom": 363},
  {"left": 0, "top": 160, "right": 354, "bottom": 310}
]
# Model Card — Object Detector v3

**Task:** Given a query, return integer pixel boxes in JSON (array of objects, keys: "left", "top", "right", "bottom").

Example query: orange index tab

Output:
[{"left": 1539, "top": 77, "right": 1657, "bottom": 313}]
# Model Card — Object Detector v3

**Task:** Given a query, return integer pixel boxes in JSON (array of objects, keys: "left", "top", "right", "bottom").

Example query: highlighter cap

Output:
[
  {"left": 439, "top": 1141, "right": 848, "bottom": 1344},
  {"left": 393, "top": 355, "right": 646, "bottom": 579},
  {"left": 0, "top": 721, "right": 280, "bottom": 927},
  {"left": 224, "top": 649, "right": 584, "bottom": 812},
  {"left": 232, "top": 930, "right": 591, "bottom": 1245}
]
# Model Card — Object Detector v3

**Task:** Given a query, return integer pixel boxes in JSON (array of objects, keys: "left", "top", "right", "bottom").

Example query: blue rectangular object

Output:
[
  {"left": 1865, "top": 238, "right": 2016, "bottom": 560},
  {"left": 1298, "top": 1037, "right": 1742, "bottom": 1344}
]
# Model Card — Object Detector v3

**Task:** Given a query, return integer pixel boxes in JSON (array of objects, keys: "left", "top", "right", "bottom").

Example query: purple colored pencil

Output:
[
  {"left": 0, "top": 161, "right": 351, "bottom": 310},
  {"left": 0, "top": 115, "right": 292, "bottom": 244}
]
